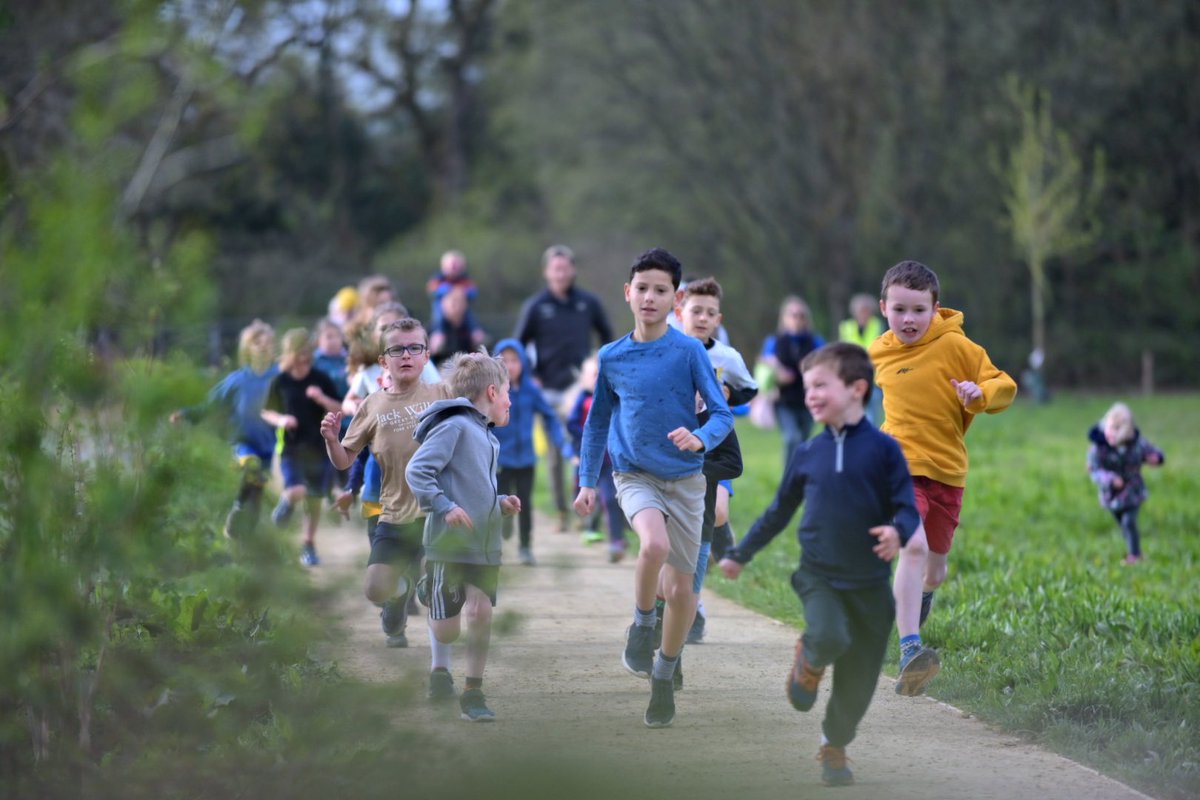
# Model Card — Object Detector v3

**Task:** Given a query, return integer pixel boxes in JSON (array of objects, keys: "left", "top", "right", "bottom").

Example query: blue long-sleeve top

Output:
[
  {"left": 578, "top": 327, "right": 733, "bottom": 488},
  {"left": 182, "top": 365, "right": 279, "bottom": 458},
  {"left": 727, "top": 417, "right": 919, "bottom": 589},
  {"left": 492, "top": 338, "right": 565, "bottom": 469}
]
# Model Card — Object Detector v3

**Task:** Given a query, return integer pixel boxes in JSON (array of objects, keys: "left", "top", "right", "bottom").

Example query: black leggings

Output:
[
  {"left": 498, "top": 466, "right": 536, "bottom": 548},
  {"left": 1111, "top": 506, "right": 1141, "bottom": 558}
]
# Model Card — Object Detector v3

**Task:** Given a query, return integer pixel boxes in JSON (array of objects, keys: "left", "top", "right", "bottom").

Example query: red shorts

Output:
[{"left": 913, "top": 476, "right": 964, "bottom": 556}]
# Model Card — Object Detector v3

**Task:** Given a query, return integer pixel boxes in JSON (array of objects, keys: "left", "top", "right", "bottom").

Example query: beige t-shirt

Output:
[{"left": 341, "top": 381, "right": 452, "bottom": 524}]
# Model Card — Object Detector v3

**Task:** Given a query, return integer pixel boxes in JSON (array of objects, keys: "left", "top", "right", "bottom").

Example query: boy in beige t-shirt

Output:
[{"left": 322, "top": 318, "right": 450, "bottom": 654}]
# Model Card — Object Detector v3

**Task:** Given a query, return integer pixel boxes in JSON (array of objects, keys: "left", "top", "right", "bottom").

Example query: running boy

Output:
[
  {"left": 172, "top": 319, "right": 278, "bottom": 541},
  {"left": 719, "top": 342, "right": 919, "bottom": 786},
  {"left": 262, "top": 328, "right": 343, "bottom": 566},
  {"left": 492, "top": 337, "right": 565, "bottom": 566},
  {"left": 573, "top": 247, "right": 734, "bottom": 728},
  {"left": 671, "top": 277, "right": 756, "bottom": 646},
  {"left": 869, "top": 260, "right": 1016, "bottom": 695},
  {"left": 322, "top": 319, "right": 451, "bottom": 650},
  {"left": 406, "top": 351, "right": 520, "bottom": 722}
]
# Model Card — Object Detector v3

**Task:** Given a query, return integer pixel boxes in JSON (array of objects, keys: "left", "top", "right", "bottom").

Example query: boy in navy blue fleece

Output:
[
  {"left": 493, "top": 337, "right": 565, "bottom": 566},
  {"left": 574, "top": 247, "right": 733, "bottom": 729},
  {"left": 719, "top": 342, "right": 918, "bottom": 787}
]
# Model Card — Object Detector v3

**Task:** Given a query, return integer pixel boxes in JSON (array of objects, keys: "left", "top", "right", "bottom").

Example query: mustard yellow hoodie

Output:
[{"left": 869, "top": 307, "right": 1016, "bottom": 487}]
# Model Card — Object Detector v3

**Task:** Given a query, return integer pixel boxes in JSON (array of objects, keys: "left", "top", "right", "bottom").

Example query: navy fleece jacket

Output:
[{"left": 727, "top": 417, "right": 919, "bottom": 589}]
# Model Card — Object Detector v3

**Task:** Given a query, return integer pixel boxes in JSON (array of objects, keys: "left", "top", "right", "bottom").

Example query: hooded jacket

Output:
[
  {"left": 1086, "top": 423, "right": 1164, "bottom": 512},
  {"left": 491, "top": 338, "right": 565, "bottom": 469},
  {"left": 406, "top": 398, "right": 509, "bottom": 565},
  {"left": 869, "top": 307, "right": 1016, "bottom": 487}
]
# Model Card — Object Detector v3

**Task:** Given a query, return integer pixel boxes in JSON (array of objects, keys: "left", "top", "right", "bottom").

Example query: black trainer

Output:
[
  {"left": 644, "top": 678, "right": 675, "bottom": 728},
  {"left": 623, "top": 624, "right": 656, "bottom": 679},
  {"left": 380, "top": 595, "right": 408, "bottom": 648},
  {"left": 686, "top": 609, "right": 706, "bottom": 644},
  {"left": 428, "top": 669, "right": 456, "bottom": 704}
]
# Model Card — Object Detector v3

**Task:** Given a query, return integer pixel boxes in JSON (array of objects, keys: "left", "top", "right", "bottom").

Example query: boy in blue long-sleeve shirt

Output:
[
  {"left": 719, "top": 342, "right": 918, "bottom": 787},
  {"left": 573, "top": 247, "right": 733, "bottom": 729},
  {"left": 492, "top": 337, "right": 565, "bottom": 566}
]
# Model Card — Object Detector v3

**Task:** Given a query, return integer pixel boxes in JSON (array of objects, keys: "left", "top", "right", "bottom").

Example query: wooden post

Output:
[{"left": 1141, "top": 350, "right": 1154, "bottom": 396}]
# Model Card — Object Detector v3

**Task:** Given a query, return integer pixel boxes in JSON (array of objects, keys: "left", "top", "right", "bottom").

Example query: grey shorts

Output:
[{"left": 613, "top": 470, "right": 705, "bottom": 574}]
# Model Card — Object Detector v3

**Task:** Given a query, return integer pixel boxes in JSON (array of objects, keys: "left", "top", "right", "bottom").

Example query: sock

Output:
[
  {"left": 652, "top": 651, "right": 679, "bottom": 681},
  {"left": 395, "top": 576, "right": 410, "bottom": 600},
  {"left": 634, "top": 606, "right": 657, "bottom": 628},
  {"left": 464, "top": 676, "right": 483, "bottom": 690},
  {"left": 696, "top": 600, "right": 706, "bottom": 618},
  {"left": 429, "top": 627, "right": 452, "bottom": 671},
  {"left": 900, "top": 634, "right": 922, "bottom": 658}
]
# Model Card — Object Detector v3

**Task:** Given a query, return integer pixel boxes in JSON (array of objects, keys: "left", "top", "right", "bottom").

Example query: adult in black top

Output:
[{"left": 513, "top": 245, "right": 614, "bottom": 524}]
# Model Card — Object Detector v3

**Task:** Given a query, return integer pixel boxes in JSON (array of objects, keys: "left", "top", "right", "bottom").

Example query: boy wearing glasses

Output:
[{"left": 322, "top": 318, "right": 452, "bottom": 678}]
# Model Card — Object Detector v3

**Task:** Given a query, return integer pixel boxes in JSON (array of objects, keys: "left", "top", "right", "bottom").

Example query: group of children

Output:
[{"left": 178, "top": 247, "right": 1168, "bottom": 787}]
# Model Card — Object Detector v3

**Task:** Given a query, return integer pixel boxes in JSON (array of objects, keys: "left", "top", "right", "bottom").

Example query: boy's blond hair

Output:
[
  {"left": 443, "top": 350, "right": 509, "bottom": 401},
  {"left": 237, "top": 319, "right": 275, "bottom": 367},
  {"left": 279, "top": 327, "right": 314, "bottom": 371}
]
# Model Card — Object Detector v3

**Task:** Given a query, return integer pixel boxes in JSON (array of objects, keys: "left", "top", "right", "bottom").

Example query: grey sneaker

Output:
[
  {"left": 428, "top": 670, "right": 456, "bottom": 704},
  {"left": 644, "top": 678, "right": 675, "bottom": 728},
  {"left": 380, "top": 596, "right": 408, "bottom": 647},
  {"left": 895, "top": 646, "right": 940, "bottom": 696},
  {"left": 459, "top": 688, "right": 495, "bottom": 722},
  {"left": 518, "top": 546, "right": 536, "bottom": 566},
  {"left": 623, "top": 624, "right": 656, "bottom": 679}
]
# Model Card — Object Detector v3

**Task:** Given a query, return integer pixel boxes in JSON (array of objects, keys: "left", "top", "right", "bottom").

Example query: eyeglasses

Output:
[{"left": 383, "top": 344, "right": 428, "bottom": 357}]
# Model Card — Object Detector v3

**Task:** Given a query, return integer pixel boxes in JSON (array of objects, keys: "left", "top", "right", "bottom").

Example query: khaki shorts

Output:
[{"left": 613, "top": 470, "right": 705, "bottom": 574}]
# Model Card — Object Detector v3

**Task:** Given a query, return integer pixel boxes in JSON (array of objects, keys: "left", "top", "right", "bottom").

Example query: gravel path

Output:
[{"left": 312, "top": 518, "right": 1154, "bottom": 800}]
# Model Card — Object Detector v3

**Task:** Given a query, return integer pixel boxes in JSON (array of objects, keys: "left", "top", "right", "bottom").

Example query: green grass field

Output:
[{"left": 706, "top": 393, "right": 1199, "bottom": 800}]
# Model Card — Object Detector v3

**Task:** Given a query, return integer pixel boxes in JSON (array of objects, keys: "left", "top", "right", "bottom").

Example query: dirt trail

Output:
[{"left": 311, "top": 518, "right": 1153, "bottom": 800}]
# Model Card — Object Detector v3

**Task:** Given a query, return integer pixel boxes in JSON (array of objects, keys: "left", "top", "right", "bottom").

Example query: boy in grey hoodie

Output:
[{"left": 406, "top": 351, "right": 520, "bottom": 722}]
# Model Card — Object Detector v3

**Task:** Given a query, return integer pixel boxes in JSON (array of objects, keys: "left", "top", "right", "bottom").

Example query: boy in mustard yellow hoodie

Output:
[{"left": 869, "top": 260, "right": 1016, "bottom": 696}]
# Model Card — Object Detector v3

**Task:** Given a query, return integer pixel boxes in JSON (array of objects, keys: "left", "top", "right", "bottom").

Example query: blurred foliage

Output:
[{"left": 6, "top": 1, "right": 1196, "bottom": 385}]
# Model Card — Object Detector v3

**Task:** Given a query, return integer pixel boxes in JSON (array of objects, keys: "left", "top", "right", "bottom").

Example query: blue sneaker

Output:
[
  {"left": 895, "top": 646, "right": 940, "bottom": 696},
  {"left": 272, "top": 497, "right": 293, "bottom": 527},
  {"left": 459, "top": 688, "right": 495, "bottom": 722},
  {"left": 299, "top": 543, "right": 319, "bottom": 567},
  {"left": 818, "top": 744, "right": 854, "bottom": 786},
  {"left": 787, "top": 639, "right": 825, "bottom": 712},
  {"left": 623, "top": 624, "right": 656, "bottom": 680}
]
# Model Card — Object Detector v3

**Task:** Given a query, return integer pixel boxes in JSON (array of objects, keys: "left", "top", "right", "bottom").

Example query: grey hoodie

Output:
[{"left": 406, "top": 397, "right": 508, "bottom": 565}]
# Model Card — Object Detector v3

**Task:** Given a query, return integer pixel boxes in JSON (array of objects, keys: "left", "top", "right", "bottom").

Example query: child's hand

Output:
[
  {"left": 305, "top": 385, "right": 325, "bottom": 401},
  {"left": 950, "top": 379, "right": 982, "bottom": 406},
  {"left": 718, "top": 558, "right": 743, "bottom": 580},
  {"left": 500, "top": 495, "right": 521, "bottom": 516},
  {"left": 869, "top": 525, "right": 901, "bottom": 561},
  {"left": 1112, "top": 476, "right": 1124, "bottom": 490},
  {"left": 170, "top": 410, "right": 184, "bottom": 424},
  {"left": 668, "top": 427, "right": 703, "bottom": 452},
  {"left": 320, "top": 412, "right": 342, "bottom": 442},
  {"left": 573, "top": 487, "right": 596, "bottom": 517},
  {"left": 1147, "top": 452, "right": 1164, "bottom": 466},
  {"left": 332, "top": 490, "right": 354, "bottom": 519},
  {"left": 445, "top": 507, "right": 474, "bottom": 529}
]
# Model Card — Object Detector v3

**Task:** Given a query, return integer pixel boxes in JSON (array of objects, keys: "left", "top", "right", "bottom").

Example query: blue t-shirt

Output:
[
  {"left": 579, "top": 327, "right": 733, "bottom": 487},
  {"left": 204, "top": 365, "right": 279, "bottom": 459}
]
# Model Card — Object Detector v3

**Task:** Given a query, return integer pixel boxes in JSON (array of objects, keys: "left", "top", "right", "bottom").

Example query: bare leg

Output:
[
  {"left": 461, "top": 585, "right": 493, "bottom": 679},
  {"left": 630, "top": 508, "right": 669, "bottom": 612},
  {"left": 894, "top": 524, "right": 928, "bottom": 639},
  {"left": 659, "top": 565, "right": 696, "bottom": 659}
]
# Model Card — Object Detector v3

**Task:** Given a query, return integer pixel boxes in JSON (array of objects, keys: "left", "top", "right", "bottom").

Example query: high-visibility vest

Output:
[{"left": 838, "top": 316, "right": 884, "bottom": 348}]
